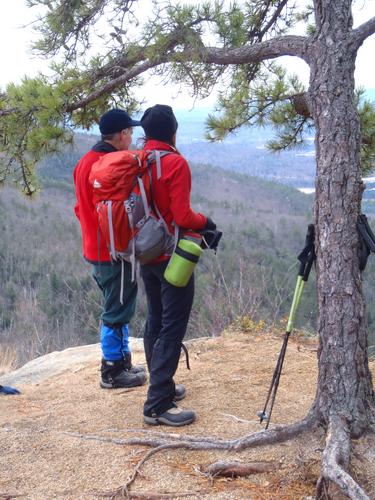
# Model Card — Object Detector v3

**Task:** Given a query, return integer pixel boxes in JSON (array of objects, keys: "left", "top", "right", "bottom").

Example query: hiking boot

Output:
[
  {"left": 123, "top": 352, "right": 146, "bottom": 374},
  {"left": 174, "top": 384, "right": 186, "bottom": 401},
  {"left": 100, "top": 359, "right": 147, "bottom": 389},
  {"left": 144, "top": 405, "right": 196, "bottom": 427}
]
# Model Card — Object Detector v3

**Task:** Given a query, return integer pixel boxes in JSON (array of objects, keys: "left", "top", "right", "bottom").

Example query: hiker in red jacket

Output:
[
  {"left": 140, "top": 105, "right": 217, "bottom": 426},
  {"left": 73, "top": 109, "right": 146, "bottom": 389}
]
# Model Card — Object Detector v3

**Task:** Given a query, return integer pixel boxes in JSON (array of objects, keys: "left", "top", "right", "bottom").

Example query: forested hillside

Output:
[{"left": 1, "top": 135, "right": 375, "bottom": 369}]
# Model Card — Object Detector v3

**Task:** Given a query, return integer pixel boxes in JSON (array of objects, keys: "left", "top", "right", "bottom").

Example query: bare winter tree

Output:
[{"left": 1, "top": 0, "right": 375, "bottom": 497}]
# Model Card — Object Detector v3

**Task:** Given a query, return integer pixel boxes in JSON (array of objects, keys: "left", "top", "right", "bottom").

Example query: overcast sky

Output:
[{"left": 1, "top": 0, "right": 374, "bottom": 110}]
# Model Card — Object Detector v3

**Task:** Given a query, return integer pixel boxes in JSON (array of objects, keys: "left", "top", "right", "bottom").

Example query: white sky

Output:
[{"left": 1, "top": 0, "right": 374, "bottom": 110}]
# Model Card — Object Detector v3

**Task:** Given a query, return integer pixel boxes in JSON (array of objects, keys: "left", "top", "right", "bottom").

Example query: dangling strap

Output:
[
  {"left": 130, "top": 254, "right": 136, "bottom": 283},
  {"left": 97, "top": 225, "right": 102, "bottom": 274},
  {"left": 107, "top": 201, "right": 116, "bottom": 260},
  {"left": 126, "top": 201, "right": 136, "bottom": 282},
  {"left": 181, "top": 343, "right": 190, "bottom": 370},
  {"left": 120, "top": 260, "right": 125, "bottom": 305},
  {"left": 173, "top": 223, "right": 179, "bottom": 252}
]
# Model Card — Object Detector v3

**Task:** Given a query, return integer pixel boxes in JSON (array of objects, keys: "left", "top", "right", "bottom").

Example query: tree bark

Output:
[{"left": 308, "top": 0, "right": 375, "bottom": 437}]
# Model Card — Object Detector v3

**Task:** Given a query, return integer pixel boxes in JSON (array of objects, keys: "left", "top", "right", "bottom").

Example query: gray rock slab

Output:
[{"left": 0, "top": 337, "right": 144, "bottom": 386}]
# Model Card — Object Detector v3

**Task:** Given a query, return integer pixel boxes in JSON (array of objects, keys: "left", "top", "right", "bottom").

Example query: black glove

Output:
[
  {"left": 200, "top": 229, "right": 223, "bottom": 251},
  {"left": 204, "top": 217, "right": 217, "bottom": 231}
]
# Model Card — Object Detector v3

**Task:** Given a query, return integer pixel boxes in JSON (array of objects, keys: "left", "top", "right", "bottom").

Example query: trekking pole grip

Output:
[{"left": 298, "top": 224, "right": 316, "bottom": 279}]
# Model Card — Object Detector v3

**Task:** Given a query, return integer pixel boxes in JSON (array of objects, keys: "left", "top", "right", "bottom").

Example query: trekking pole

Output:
[{"left": 257, "top": 224, "right": 316, "bottom": 429}]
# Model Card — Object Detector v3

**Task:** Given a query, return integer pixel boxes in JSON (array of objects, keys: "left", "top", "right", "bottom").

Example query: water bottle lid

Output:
[{"left": 178, "top": 238, "right": 203, "bottom": 258}]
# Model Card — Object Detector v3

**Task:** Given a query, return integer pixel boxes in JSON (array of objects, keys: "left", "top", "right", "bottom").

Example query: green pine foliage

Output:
[
  {"left": 1, "top": 0, "right": 374, "bottom": 193},
  {"left": 0, "top": 76, "right": 71, "bottom": 195}
]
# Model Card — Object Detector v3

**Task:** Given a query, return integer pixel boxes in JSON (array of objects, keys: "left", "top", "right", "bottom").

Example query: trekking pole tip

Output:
[{"left": 256, "top": 410, "right": 269, "bottom": 423}]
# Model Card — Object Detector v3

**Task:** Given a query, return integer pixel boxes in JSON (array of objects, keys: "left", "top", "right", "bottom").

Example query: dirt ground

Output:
[{"left": 1, "top": 329, "right": 375, "bottom": 500}]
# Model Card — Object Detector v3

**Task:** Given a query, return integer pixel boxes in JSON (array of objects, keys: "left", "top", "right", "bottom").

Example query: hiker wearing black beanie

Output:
[
  {"left": 140, "top": 104, "right": 179, "bottom": 142},
  {"left": 140, "top": 104, "right": 216, "bottom": 427}
]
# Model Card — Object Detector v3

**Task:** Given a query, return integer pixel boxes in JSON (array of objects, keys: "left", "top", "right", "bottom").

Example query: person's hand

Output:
[
  {"left": 200, "top": 229, "right": 223, "bottom": 251},
  {"left": 204, "top": 217, "right": 217, "bottom": 231},
  {"left": 0, "top": 385, "right": 21, "bottom": 395}
]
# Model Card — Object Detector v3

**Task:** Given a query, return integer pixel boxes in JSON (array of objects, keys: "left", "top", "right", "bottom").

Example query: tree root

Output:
[
  {"left": 316, "top": 414, "right": 370, "bottom": 500},
  {"left": 96, "top": 489, "right": 201, "bottom": 499},
  {"left": 66, "top": 412, "right": 316, "bottom": 498},
  {"left": 203, "top": 460, "right": 280, "bottom": 477},
  {"left": 0, "top": 494, "right": 26, "bottom": 500},
  {"left": 66, "top": 411, "right": 372, "bottom": 498},
  {"left": 65, "top": 412, "right": 315, "bottom": 452}
]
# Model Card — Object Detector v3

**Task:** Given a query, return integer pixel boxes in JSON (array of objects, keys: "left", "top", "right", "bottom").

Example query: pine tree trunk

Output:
[{"left": 308, "top": 0, "right": 375, "bottom": 437}]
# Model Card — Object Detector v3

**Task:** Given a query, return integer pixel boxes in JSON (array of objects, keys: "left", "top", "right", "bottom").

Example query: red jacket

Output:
[
  {"left": 73, "top": 139, "right": 206, "bottom": 263},
  {"left": 73, "top": 142, "right": 116, "bottom": 262},
  {"left": 144, "top": 139, "right": 207, "bottom": 244}
]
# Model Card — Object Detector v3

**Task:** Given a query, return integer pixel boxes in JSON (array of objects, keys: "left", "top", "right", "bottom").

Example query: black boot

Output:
[
  {"left": 144, "top": 403, "right": 196, "bottom": 427},
  {"left": 123, "top": 352, "right": 146, "bottom": 374},
  {"left": 100, "top": 359, "right": 147, "bottom": 389}
]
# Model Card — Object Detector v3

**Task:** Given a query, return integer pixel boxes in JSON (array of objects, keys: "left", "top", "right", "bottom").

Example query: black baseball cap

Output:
[{"left": 99, "top": 109, "right": 141, "bottom": 135}]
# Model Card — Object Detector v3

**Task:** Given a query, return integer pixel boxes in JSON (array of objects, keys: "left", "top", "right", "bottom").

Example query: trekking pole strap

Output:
[
  {"left": 357, "top": 214, "right": 375, "bottom": 271},
  {"left": 297, "top": 224, "right": 316, "bottom": 281},
  {"left": 358, "top": 214, "right": 375, "bottom": 252}
]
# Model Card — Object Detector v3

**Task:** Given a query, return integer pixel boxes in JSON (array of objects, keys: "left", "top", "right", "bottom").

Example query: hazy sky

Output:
[{"left": 1, "top": 0, "right": 374, "bottom": 110}]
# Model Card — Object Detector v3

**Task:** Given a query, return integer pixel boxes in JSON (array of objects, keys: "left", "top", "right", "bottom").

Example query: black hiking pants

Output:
[{"left": 141, "top": 261, "right": 194, "bottom": 416}]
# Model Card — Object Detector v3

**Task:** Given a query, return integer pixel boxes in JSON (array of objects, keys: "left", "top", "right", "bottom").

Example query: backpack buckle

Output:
[{"left": 124, "top": 200, "right": 132, "bottom": 213}]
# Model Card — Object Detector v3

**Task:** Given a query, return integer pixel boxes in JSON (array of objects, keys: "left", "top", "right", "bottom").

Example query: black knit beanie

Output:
[{"left": 140, "top": 104, "right": 178, "bottom": 142}]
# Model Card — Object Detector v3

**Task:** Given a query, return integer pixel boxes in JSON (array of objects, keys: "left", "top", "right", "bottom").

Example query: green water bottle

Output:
[{"left": 164, "top": 238, "right": 203, "bottom": 287}]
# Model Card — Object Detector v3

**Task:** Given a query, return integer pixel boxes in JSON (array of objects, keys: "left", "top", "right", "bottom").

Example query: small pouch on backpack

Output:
[{"left": 134, "top": 215, "right": 174, "bottom": 264}]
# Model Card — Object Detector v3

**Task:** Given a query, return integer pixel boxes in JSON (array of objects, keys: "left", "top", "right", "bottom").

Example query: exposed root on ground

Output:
[
  {"left": 203, "top": 460, "right": 280, "bottom": 477},
  {"left": 316, "top": 414, "right": 370, "bottom": 500},
  {"left": 97, "top": 489, "right": 200, "bottom": 499},
  {"left": 65, "top": 411, "right": 315, "bottom": 451},
  {"left": 66, "top": 410, "right": 373, "bottom": 499},
  {"left": 66, "top": 413, "right": 316, "bottom": 498},
  {"left": 0, "top": 494, "right": 26, "bottom": 499}
]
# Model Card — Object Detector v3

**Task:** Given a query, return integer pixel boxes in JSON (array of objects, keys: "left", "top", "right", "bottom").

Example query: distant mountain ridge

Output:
[{"left": 85, "top": 87, "right": 375, "bottom": 211}]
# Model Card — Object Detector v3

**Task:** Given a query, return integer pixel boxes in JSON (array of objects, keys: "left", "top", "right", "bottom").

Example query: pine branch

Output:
[
  {"left": 65, "top": 35, "right": 307, "bottom": 112},
  {"left": 352, "top": 16, "right": 375, "bottom": 48}
]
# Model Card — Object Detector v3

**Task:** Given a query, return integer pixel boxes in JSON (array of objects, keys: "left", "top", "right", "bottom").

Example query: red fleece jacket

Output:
[
  {"left": 73, "top": 146, "right": 112, "bottom": 262},
  {"left": 143, "top": 139, "right": 207, "bottom": 236}
]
